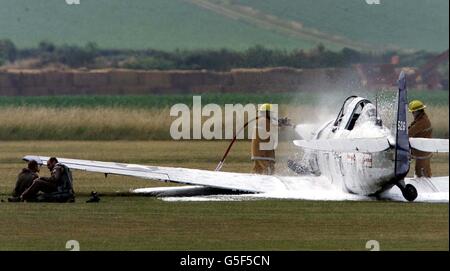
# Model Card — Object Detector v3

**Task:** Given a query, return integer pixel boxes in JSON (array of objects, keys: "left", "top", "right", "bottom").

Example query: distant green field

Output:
[
  {"left": 0, "top": 91, "right": 447, "bottom": 140},
  {"left": 0, "top": 0, "right": 447, "bottom": 51},
  {"left": 0, "top": 90, "right": 448, "bottom": 108},
  {"left": 0, "top": 93, "right": 317, "bottom": 108},
  {"left": 0, "top": 0, "right": 313, "bottom": 50},
  {"left": 234, "top": 0, "right": 449, "bottom": 52}
]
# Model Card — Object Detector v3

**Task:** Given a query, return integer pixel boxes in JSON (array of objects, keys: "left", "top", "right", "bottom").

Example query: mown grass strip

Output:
[{"left": 0, "top": 90, "right": 447, "bottom": 108}]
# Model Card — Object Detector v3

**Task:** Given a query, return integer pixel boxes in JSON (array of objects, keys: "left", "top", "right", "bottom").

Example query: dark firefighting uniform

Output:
[{"left": 408, "top": 111, "right": 433, "bottom": 177}]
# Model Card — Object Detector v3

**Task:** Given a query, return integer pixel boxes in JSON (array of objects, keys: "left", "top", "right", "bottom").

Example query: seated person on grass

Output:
[
  {"left": 8, "top": 160, "right": 40, "bottom": 202},
  {"left": 21, "top": 157, "right": 75, "bottom": 202}
]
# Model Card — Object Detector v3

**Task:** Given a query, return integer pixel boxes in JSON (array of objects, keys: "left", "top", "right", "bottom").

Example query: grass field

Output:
[
  {"left": 0, "top": 141, "right": 448, "bottom": 250},
  {"left": 0, "top": 92, "right": 325, "bottom": 108},
  {"left": 0, "top": 0, "right": 313, "bottom": 50},
  {"left": 0, "top": 91, "right": 448, "bottom": 108},
  {"left": 233, "top": 0, "right": 449, "bottom": 52},
  {"left": 0, "top": 91, "right": 448, "bottom": 140},
  {"left": 0, "top": 105, "right": 447, "bottom": 140},
  {"left": 0, "top": 0, "right": 448, "bottom": 51}
]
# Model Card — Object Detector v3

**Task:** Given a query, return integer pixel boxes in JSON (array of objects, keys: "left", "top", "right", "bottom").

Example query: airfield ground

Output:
[{"left": 0, "top": 140, "right": 448, "bottom": 250}]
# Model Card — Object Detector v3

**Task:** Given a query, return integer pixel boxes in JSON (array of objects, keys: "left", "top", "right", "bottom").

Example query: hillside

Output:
[
  {"left": 233, "top": 0, "right": 449, "bottom": 52},
  {"left": 0, "top": 0, "right": 448, "bottom": 51},
  {"left": 0, "top": 0, "right": 316, "bottom": 50}
]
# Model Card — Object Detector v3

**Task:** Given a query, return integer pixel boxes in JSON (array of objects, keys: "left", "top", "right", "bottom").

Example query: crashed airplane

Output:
[{"left": 24, "top": 72, "right": 449, "bottom": 202}]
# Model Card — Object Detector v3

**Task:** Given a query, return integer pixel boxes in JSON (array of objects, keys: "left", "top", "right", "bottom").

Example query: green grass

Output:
[
  {"left": 235, "top": 0, "right": 449, "bottom": 52},
  {"left": 0, "top": 91, "right": 447, "bottom": 140},
  {"left": 0, "top": 0, "right": 447, "bottom": 51},
  {"left": 0, "top": 141, "right": 448, "bottom": 250},
  {"left": 0, "top": 0, "right": 314, "bottom": 50},
  {"left": 0, "top": 93, "right": 318, "bottom": 108},
  {"left": 0, "top": 198, "right": 447, "bottom": 250},
  {"left": 0, "top": 90, "right": 448, "bottom": 108}
]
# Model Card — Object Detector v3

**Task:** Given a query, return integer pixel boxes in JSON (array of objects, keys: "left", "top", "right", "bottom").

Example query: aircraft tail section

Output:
[{"left": 394, "top": 71, "right": 410, "bottom": 179}]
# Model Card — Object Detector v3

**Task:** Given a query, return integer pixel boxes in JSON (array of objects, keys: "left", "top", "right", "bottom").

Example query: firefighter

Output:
[
  {"left": 408, "top": 100, "right": 433, "bottom": 177},
  {"left": 8, "top": 160, "right": 40, "bottom": 202},
  {"left": 251, "top": 103, "right": 280, "bottom": 175},
  {"left": 21, "top": 157, "right": 75, "bottom": 202}
]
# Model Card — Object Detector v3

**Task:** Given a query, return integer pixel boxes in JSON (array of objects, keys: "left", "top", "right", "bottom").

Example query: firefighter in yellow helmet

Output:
[
  {"left": 251, "top": 103, "right": 290, "bottom": 175},
  {"left": 251, "top": 103, "right": 276, "bottom": 175},
  {"left": 408, "top": 100, "right": 433, "bottom": 177}
]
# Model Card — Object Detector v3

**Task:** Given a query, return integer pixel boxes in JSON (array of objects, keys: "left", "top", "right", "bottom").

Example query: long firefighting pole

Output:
[{"left": 214, "top": 116, "right": 259, "bottom": 171}]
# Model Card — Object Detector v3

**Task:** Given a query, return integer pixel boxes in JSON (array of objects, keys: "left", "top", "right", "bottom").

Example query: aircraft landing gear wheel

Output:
[{"left": 401, "top": 184, "right": 418, "bottom": 202}]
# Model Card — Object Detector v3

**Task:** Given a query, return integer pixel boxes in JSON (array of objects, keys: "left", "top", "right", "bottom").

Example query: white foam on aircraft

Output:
[
  {"left": 134, "top": 176, "right": 449, "bottom": 203},
  {"left": 160, "top": 190, "right": 448, "bottom": 203}
]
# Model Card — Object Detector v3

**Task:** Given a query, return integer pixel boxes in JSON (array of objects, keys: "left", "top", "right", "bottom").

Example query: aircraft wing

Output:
[
  {"left": 293, "top": 137, "right": 390, "bottom": 153},
  {"left": 409, "top": 138, "right": 449, "bottom": 153},
  {"left": 23, "top": 155, "right": 318, "bottom": 193},
  {"left": 23, "top": 155, "right": 447, "bottom": 203}
]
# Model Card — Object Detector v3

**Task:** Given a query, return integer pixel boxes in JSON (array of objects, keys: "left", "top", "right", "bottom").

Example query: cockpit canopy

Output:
[{"left": 333, "top": 96, "right": 373, "bottom": 131}]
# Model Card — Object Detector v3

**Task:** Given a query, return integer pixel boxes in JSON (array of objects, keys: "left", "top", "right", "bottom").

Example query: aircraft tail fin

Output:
[{"left": 394, "top": 71, "right": 410, "bottom": 179}]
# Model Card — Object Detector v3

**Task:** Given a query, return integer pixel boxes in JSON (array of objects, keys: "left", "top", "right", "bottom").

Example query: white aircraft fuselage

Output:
[
  {"left": 309, "top": 97, "right": 397, "bottom": 196},
  {"left": 293, "top": 73, "right": 449, "bottom": 201}
]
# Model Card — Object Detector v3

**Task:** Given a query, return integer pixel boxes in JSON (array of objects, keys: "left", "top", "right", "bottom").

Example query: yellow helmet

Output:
[
  {"left": 408, "top": 100, "right": 426, "bottom": 112},
  {"left": 258, "top": 103, "right": 273, "bottom": 112}
]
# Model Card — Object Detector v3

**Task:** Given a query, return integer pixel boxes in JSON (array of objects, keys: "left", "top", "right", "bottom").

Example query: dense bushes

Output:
[
  {"left": 0, "top": 39, "right": 442, "bottom": 71},
  {"left": 0, "top": 39, "right": 17, "bottom": 64},
  {"left": 36, "top": 41, "right": 99, "bottom": 67},
  {"left": 122, "top": 45, "right": 434, "bottom": 71}
]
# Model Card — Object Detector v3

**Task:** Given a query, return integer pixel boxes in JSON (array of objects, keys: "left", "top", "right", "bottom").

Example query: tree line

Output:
[{"left": 0, "top": 39, "right": 440, "bottom": 71}]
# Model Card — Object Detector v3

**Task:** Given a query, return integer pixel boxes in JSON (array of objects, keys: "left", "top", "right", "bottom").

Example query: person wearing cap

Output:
[
  {"left": 408, "top": 100, "right": 433, "bottom": 177},
  {"left": 8, "top": 160, "right": 40, "bottom": 202}
]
